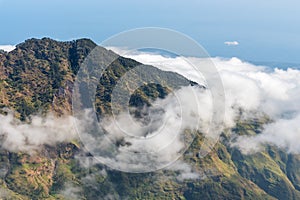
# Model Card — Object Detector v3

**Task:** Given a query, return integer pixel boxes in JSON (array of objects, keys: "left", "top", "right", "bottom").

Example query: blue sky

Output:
[{"left": 0, "top": 0, "right": 299, "bottom": 63}]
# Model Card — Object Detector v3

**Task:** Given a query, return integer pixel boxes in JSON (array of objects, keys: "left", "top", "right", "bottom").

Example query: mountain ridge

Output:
[{"left": 0, "top": 38, "right": 299, "bottom": 199}]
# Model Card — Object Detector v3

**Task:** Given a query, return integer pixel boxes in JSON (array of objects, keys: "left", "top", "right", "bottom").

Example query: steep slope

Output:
[{"left": 0, "top": 38, "right": 299, "bottom": 199}]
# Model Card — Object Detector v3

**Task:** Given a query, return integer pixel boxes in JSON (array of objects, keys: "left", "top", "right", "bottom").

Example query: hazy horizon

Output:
[{"left": 0, "top": 0, "right": 300, "bottom": 63}]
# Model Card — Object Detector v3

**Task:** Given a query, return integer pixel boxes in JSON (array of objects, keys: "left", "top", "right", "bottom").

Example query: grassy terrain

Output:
[{"left": 0, "top": 38, "right": 299, "bottom": 199}]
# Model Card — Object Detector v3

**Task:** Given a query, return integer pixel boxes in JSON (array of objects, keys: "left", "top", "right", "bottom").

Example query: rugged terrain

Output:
[{"left": 0, "top": 38, "right": 300, "bottom": 199}]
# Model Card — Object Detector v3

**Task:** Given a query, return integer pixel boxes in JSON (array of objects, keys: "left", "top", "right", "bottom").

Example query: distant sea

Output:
[
  {"left": 249, "top": 61, "right": 300, "bottom": 70},
  {"left": 123, "top": 47, "right": 300, "bottom": 71}
]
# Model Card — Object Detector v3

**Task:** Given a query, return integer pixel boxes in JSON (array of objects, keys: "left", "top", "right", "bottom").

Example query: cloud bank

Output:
[
  {"left": 110, "top": 48, "right": 300, "bottom": 155},
  {"left": 0, "top": 45, "right": 15, "bottom": 52}
]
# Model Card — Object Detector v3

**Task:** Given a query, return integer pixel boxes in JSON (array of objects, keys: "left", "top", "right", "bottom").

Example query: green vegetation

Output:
[{"left": 0, "top": 38, "right": 299, "bottom": 199}]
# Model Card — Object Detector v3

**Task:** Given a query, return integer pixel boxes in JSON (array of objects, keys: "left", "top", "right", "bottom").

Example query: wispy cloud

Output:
[{"left": 224, "top": 41, "right": 239, "bottom": 46}]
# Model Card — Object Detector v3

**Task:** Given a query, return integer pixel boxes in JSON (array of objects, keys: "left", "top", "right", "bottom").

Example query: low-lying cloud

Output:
[
  {"left": 232, "top": 114, "right": 300, "bottom": 154},
  {"left": 1, "top": 47, "right": 300, "bottom": 167},
  {"left": 111, "top": 49, "right": 300, "bottom": 155},
  {"left": 0, "top": 111, "right": 77, "bottom": 153},
  {"left": 75, "top": 85, "right": 213, "bottom": 172}
]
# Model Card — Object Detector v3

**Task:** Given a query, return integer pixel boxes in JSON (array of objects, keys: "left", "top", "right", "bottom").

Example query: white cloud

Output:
[
  {"left": 166, "top": 160, "right": 202, "bottom": 181},
  {"left": 0, "top": 111, "right": 77, "bottom": 153},
  {"left": 224, "top": 41, "right": 239, "bottom": 46},
  {"left": 1, "top": 46, "right": 300, "bottom": 165},
  {"left": 112, "top": 49, "right": 300, "bottom": 154},
  {"left": 76, "top": 85, "right": 213, "bottom": 172},
  {"left": 0, "top": 45, "right": 15, "bottom": 52},
  {"left": 232, "top": 114, "right": 300, "bottom": 154}
]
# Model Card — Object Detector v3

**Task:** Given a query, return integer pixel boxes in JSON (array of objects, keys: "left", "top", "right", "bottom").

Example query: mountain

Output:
[{"left": 0, "top": 38, "right": 300, "bottom": 199}]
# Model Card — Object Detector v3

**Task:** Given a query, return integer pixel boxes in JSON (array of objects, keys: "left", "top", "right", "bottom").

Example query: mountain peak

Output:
[{"left": 14, "top": 37, "right": 97, "bottom": 52}]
